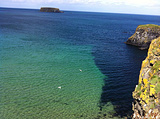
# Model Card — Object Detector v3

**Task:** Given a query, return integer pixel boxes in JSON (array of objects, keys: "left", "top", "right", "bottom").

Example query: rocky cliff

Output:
[
  {"left": 40, "top": 7, "right": 64, "bottom": 13},
  {"left": 125, "top": 24, "right": 160, "bottom": 50},
  {"left": 132, "top": 37, "right": 160, "bottom": 118}
]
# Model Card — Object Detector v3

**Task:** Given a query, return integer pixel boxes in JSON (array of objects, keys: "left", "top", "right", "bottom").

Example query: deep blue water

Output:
[{"left": 0, "top": 7, "right": 160, "bottom": 118}]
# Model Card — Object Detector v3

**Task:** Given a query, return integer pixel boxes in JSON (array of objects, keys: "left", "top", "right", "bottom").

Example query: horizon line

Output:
[{"left": 0, "top": 6, "right": 160, "bottom": 17}]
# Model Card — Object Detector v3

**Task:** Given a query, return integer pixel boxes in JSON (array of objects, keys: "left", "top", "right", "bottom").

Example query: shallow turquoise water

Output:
[{"left": 1, "top": 32, "right": 116, "bottom": 118}]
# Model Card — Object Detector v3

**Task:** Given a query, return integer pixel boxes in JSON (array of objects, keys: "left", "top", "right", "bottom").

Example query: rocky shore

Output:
[
  {"left": 40, "top": 7, "right": 64, "bottom": 13},
  {"left": 125, "top": 24, "right": 160, "bottom": 50},
  {"left": 132, "top": 36, "right": 160, "bottom": 118}
]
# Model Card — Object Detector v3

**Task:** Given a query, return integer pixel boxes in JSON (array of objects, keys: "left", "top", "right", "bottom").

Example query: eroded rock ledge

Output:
[
  {"left": 125, "top": 24, "right": 160, "bottom": 50},
  {"left": 132, "top": 37, "right": 160, "bottom": 118},
  {"left": 40, "top": 7, "right": 64, "bottom": 13}
]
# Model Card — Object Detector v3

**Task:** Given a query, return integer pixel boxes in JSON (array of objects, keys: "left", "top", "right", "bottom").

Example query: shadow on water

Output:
[
  {"left": 99, "top": 77, "right": 134, "bottom": 118},
  {"left": 93, "top": 44, "right": 148, "bottom": 118}
]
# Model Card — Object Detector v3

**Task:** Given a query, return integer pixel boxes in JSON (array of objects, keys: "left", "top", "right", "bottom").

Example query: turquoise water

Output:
[
  {"left": 1, "top": 8, "right": 160, "bottom": 118},
  {"left": 1, "top": 31, "right": 115, "bottom": 118}
]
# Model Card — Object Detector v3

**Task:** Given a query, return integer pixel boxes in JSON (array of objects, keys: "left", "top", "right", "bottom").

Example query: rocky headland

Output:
[
  {"left": 40, "top": 7, "right": 64, "bottom": 13},
  {"left": 125, "top": 24, "right": 160, "bottom": 50},
  {"left": 132, "top": 36, "right": 160, "bottom": 118}
]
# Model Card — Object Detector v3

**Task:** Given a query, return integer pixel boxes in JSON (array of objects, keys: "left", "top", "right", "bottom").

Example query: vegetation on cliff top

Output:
[{"left": 137, "top": 24, "right": 160, "bottom": 29}]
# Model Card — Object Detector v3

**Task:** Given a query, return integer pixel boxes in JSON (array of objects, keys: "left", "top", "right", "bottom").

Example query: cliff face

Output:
[
  {"left": 40, "top": 7, "right": 64, "bottom": 13},
  {"left": 132, "top": 37, "right": 160, "bottom": 118},
  {"left": 125, "top": 24, "right": 160, "bottom": 50}
]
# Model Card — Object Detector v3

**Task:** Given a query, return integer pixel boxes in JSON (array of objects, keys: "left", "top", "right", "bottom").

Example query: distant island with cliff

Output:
[{"left": 40, "top": 7, "right": 64, "bottom": 13}]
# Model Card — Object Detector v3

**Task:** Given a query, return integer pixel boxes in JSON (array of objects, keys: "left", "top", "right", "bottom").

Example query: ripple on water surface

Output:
[{"left": 1, "top": 34, "right": 117, "bottom": 118}]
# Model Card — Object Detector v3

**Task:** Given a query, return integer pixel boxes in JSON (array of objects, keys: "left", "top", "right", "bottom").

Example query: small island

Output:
[
  {"left": 40, "top": 7, "right": 64, "bottom": 13},
  {"left": 125, "top": 24, "right": 160, "bottom": 50}
]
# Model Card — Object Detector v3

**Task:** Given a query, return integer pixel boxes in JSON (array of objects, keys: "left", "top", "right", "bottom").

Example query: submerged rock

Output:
[
  {"left": 125, "top": 24, "right": 160, "bottom": 50},
  {"left": 132, "top": 37, "right": 160, "bottom": 118},
  {"left": 40, "top": 7, "right": 64, "bottom": 13}
]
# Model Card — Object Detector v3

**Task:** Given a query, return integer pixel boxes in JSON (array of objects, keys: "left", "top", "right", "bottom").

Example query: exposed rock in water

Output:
[
  {"left": 132, "top": 37, "right": 160, "bottom": 118},
  {"left": 40, "top": 7, "right": 64, "bottom": 13},
  {"left": 125, "top": 24, "right": 160, "bottom": 50}
]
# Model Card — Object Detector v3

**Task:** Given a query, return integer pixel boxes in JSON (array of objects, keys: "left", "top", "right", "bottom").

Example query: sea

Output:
[{"left": 0, "top": 7, "right": 160, "bottom": 119}]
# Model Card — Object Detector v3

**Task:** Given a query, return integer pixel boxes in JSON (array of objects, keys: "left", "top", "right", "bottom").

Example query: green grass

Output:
[
  {"left": 139, "top": 24, "right": 160, "bottom": 29},
  {"left": 135, "top": 83, "right": 141, "bottom": 91},
  {"left": 155, "top": 83, "right": 160, "bottom": 93},
  {"left": 150, "top": 75, "right": 159, "bottom": 85},
  {"left": 152, "top": 61, "right": 160, "bottom": 71}
]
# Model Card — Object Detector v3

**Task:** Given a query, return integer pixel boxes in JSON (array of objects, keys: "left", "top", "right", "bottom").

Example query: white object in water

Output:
[
  {"left": 79, "top": 69, "right": 82, "bottom": 72},
  {"left": 58, "top": 86, "right": 61, "bottom": 89}
]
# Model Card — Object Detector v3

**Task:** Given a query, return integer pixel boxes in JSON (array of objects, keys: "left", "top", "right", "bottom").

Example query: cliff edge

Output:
[
  {"left": 132, "top": 37, "right": 160, "bottom": 118},
  {"left": 125, "top": 24, "right": 160, "bottom": 50},
  {"left": 40, "top": 7, "right": 64, "bottom": 13}
]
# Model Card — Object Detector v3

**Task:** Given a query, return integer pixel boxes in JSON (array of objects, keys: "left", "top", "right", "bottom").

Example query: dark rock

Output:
[
  {"left": 125, "top": 24, "right": 160, "bottom": 50},
  {"left": 40, "top": 7, "right": 64, "bottom": 13}
]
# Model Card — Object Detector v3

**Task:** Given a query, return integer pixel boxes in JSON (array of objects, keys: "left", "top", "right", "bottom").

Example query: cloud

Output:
[
  {"left": 1, "top": 0, "right": 159, "bottom": 15},
  {"left": 10, "top": 0, "right": 160, "bottom": 8},
  {"left": 12, "top": 0, "right": 25, "bottom": 2},
  {"left": 98, "top": 0, "right": 159, "bottom": 7},
  {"left": 123, "top": 0, "right": 159, "bottom": 7}
]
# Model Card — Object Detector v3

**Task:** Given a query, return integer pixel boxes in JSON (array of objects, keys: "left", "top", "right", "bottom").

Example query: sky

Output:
[{"left": 0, "top": 0, "right": 160, "bottom": 15}]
